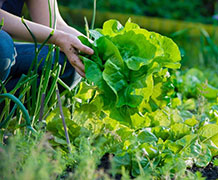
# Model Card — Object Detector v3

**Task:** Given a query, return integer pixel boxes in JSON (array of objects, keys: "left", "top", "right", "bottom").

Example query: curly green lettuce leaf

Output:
[{"left": 111, "top": 31, "right": 156, "bottom": 71}]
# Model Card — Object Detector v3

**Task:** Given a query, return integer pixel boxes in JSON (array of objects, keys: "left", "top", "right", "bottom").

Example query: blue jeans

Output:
[{"left": 0, "top": 30, "right": 81, "bottom": 91}]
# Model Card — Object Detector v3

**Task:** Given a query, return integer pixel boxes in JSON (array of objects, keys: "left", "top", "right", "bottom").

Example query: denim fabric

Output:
[
  {"left": 0, "top": 30, "right": 81, "bottom": 91},
  {"left": 0, "top": 30, "right": 16, "bottom": 81}
]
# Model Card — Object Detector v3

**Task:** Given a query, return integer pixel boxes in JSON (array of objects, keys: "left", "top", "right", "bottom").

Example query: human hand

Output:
[{"left": 54, "top": 30, "right": 94, "bottom": 77}]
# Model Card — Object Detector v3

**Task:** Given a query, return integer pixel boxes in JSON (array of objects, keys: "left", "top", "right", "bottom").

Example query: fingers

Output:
[
  {"left": 74, "top": 66, "right": 85, "bottom": 77},
  {"left": 60, "top": 34, "right": 93, "bottom": 77},
  {"left": 72, "top": 36, "right": 94, "bottom": 55},
  {"left": 68, "top": 53, "right": 85, "bottom": 77}
]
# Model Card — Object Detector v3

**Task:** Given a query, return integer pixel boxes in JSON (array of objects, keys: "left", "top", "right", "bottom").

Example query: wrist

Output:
[{"left": 50, "top": 29, "right": 66, "bottom": 46}]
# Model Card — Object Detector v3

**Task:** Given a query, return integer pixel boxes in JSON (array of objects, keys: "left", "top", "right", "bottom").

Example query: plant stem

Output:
[
  {"left": 91, "top": 0, "right": 97, "bottom": 30},
  {"left": 39, "top": 93, "right": 45, "bottom": 122},
  {"left": 56, "top": 89, "right": 71, "bottom": 153}
]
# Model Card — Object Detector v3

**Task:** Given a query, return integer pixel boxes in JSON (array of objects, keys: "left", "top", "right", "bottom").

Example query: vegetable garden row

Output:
[{"left": 0, "top": 19, "right": 218, "bottom": 179}]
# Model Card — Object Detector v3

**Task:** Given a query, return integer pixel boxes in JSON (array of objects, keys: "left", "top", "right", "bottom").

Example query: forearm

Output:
[
  {"left": 26, "top": 0, "right": 56, "bottom": 28},
  {"left": 0, "top": 1, "right": 93, "bottom": 77},
  {"left": 26, "top": 0, "right": 84, "bottom": 38},
  {"left": 0, "top": 9, "right": 60, "bottom": 44}
]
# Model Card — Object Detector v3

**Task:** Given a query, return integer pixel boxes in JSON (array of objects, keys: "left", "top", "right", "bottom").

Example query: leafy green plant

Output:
[
  {"left": 0, "top": 133, "right": 64, "bottom": 180},
  {"left": 44, "top": 20, "right": 218, "bottom": 179},
  {"left": 176, "top": 68, "right": 218, "bottom": 99},
  {"left": 1, "top": 1, "right": 217, "bottom": 177},
  {"left": 78, "top": 19, "right": 181, "bottom": 125}
]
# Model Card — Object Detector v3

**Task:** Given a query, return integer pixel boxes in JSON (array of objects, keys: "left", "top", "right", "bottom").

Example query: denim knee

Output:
[{"left": 0, "top": 30, "right": 16, "bottom": 81}]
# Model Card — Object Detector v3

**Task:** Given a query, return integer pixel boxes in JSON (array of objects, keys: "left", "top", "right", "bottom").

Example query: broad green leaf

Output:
[
  {"left": 199, "top": 83, "right": 218, "bottom": 99},
  {"left": 46, "top": 107, "right": 81, "bottom": 140},
  {"left": 150, "top": 32, "right": 181, "bottom": 63},
  {"left": 123, "top": 140, "right": 132, "bottom": 151},
  {"left": 102, "top": 117, "right": 120, "bottom": 131},
  {"left": 102, "top": 19, "right": 124, "bottom": 37},
  {"left": 54, "top": 136, "right": 67, "bottom": 145},
  {"left": 96, "top": 36, "right": 124, "bottom": 69},
  {"left": 108, "top": 106, "right": 133, "bottom": 126},
  {"left": 205, "top": 140, "right": 218, "bottom": 156},
  {"left": 180, "top": 110, "right": 194, "bottom": 120},
  {"left": 112, "top": 31, "right": 156, "bottom": 70},
  {"left": 89, "top": 29, "right": 103, "bottom": 40},
  {"left": 136, "top": 74, "right": 154, "bottom": 103},
  {"left": 125, "top": 56, "right": 151, "bottom": 71},
  {"left": 194, "top": 143, "right": 212, "bottom": 167},
  {"left": 78, "top": 36, "right": 103, "bottom": 67},
  {"left": 176, "top": 134, "right": 197, "bottom": 148},
  {"left": 103, "top": 59, "right": 150, "bottom": 108},
  {"left": 151, "top": 82, "right": 166, "bottom": 109},
  {"left": 124, "top": 20, "right": 140, "bottom": 31},
  {"left": 116, "top": 87, "right": 144, "bottom": 108},
  {"left": 160, "top": 154, "right": 186, "bottom": 176},
  {"left": 211, "top": 133, "right": 218, "bottom": 149},
  {"left": 82, "top": 57, "right": 103, "bottom": 88},
  {"left": 131, "top": 157, "right": 150, "bottom": 177},
  {"left": 170, "top": 123, "right": 191, "bottom": 140},
  {"left": 133, "top": 30, "right": 181, "bottom": 65},
  {"left": 131, "top": 113, "right": 151, "bottom": 129},
  {"left": 182, "top": 99, "right": 196, "bottom": 111},
  {"left": 139, "top": 143, "right": 159, "bottom": 158},
  {"left": 180, "top": 139, "right": 212, "bottom": 167},
  {"left": 213, "top": 159, "right": 218, "bottom": 166},
  {"left": 179, "top": 68, "right": 207, "bottom": 97},
  {"left": 116, "top": 125, "right": 134, "bottom": 141},
  {"left": 171, "top": 98, "right": 182, "bottom": 108},
  {"left": 73, "top": 96, "right": 103, "bottom": 125},
  {"left": 151, "top": 126, "right": 169, "bottom": 140},
  {"left": 150, "top": 109, "right": 171, "bottom": 127},
  {"left": 137, "top": 129, "right": 158, "bottom": 143},
  {"left": 74, "top": 82, "right": 96, "bottom": 102},
  {"left": 200, "top": 124, "right": 218, "bottom": 146},
  {"left": 165, "top": 140, "right": 183, "bottom": 153},
  {"left": 185, "top": 68, "right": 206, "bottom": 83},
  {"left": 83, "top": 56, "right": 116, "bottom": 107},
  {"left": 184, "top": 116, "right": 198, "bottom": 127},
  {"left": 168, "top": 108, "right": 183, "bottom": 123},
  {"left": 102, "top": 59, "right": 128, "bottom": 106},
  {"left": 113, "top": 153, "right": 131, "bottom": 166}
]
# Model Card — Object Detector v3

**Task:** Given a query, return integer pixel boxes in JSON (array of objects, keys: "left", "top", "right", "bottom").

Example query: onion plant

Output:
[{"left": 0, "top": 0, "right": 72, "bottom": 141}]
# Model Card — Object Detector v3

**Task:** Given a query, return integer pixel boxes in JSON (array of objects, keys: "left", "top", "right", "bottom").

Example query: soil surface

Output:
[
  {"left": 190, "top": 163, "right": 218, "bottom": 180},
  {"left": 98, "top": 153, "right": 122, "bottom": 180}
]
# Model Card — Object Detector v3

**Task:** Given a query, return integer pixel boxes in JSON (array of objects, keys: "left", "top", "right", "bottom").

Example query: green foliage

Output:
[
  {"left": 43, "top": 20, "right": 218, "bottom": 179},
  {"left": 79, "top": 19, "right": 181, "bottom": 125},
  {"left": 0, "top": 133, "right": 64, "bottom": 180},
  {"left": 1, "top": 14, "right": 217, "bottom": 179},
  {"left": 58, "top": 0, "right": 216, "bottom": 24},
  {"left": 176, "top": 68, "right": 218, "bottom": 99}
]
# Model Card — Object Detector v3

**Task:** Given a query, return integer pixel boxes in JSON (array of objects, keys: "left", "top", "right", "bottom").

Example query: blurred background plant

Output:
[{"left": 59, "top": 0, "right": 218, "bottom": 24}]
